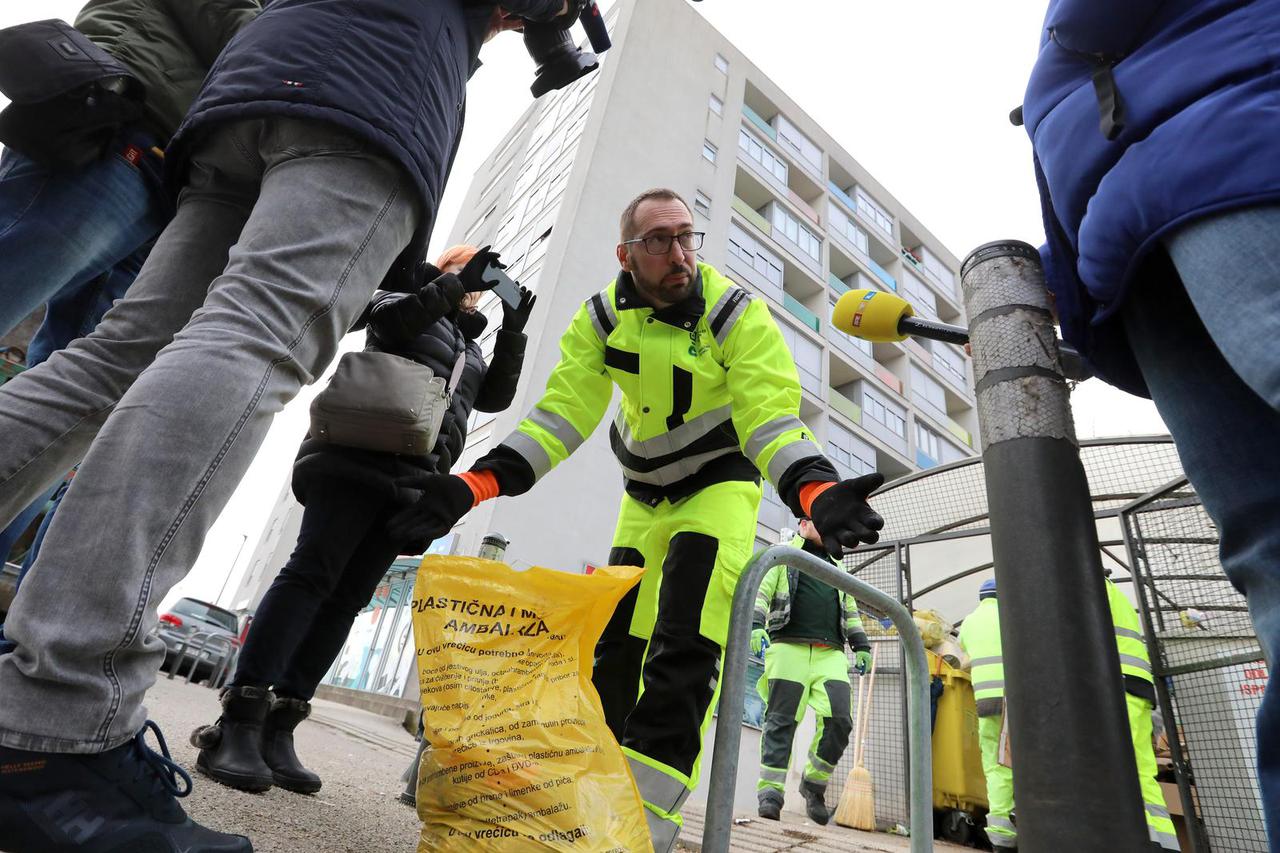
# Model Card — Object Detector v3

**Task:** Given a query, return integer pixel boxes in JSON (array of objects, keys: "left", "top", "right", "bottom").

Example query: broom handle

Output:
[
  {"left": 854, "top": 644, "right": 879, "bottom": 768},
  {"left": 852, "top": 658, "right": 867, "bottom": 769}
]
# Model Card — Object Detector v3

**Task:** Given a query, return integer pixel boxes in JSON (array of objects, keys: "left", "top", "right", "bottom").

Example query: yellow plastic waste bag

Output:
[{"left": 412, "top": 556, "right": 650, "bottom": 852}]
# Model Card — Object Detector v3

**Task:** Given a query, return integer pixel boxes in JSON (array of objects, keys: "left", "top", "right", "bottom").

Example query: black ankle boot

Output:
[
  {"left": 261, "top": 697, "right": 322, "bottom": 794},
  {"left": 192, "top": 686, "right": 274, "bottom": 792},
  {"left": 799, "top": 778, "right": 831, "bottom": 825}
]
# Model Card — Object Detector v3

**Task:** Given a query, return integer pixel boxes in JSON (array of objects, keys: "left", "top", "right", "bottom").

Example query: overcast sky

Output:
[{"left": 6, "top": 1, "right": 1167, "bottom": 602}]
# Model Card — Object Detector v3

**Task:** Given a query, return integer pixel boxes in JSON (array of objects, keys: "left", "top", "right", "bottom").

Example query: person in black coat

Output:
[{"left": 192, "top": 244, "right": 535, "bottom": 794}]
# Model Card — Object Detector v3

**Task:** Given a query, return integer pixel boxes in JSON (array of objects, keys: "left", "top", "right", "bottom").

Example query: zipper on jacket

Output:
[{"left": 1049, "top": 28, "right": 1127, "bottom": 141}]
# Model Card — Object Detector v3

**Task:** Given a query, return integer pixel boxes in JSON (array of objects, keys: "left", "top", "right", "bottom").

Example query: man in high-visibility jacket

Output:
[
  {"left": 751, "top": 518, "right": 873, "bottom": 825},
  {"left": 385, "top": 188, "right": 886, "bottom": 851},
  {"left": 958, "top": 577, "right": 1178, "bottom": 851}
]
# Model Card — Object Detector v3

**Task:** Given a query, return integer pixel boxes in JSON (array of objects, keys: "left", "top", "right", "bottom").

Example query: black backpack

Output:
[{"left": 0, "top": 19, "right": 145, "bottom": 170}]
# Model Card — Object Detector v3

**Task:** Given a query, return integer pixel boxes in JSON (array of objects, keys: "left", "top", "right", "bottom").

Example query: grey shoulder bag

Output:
[{"left": 309, "top": 348, "right": 467, "bottom": 456}]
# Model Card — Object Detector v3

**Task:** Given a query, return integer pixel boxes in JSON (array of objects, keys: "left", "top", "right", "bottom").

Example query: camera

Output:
[{"left": 522, "top": 1, "right": 612, "bottom": 98}]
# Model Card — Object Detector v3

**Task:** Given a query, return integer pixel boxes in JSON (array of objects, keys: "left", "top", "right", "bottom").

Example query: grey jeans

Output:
[{"left": 0, "top": 117, "right": 418, "bottom": 752}]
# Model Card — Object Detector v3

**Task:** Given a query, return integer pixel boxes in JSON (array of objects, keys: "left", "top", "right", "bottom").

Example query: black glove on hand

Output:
[
  {"left": 418, "top": 272, "right": 466, "bottom": 320},
  {"left": 386, "top": 474, "right": 475, "bottom": 549},
  {"left": 458, "top": 245, "right": 504, "bottom": 293},
  {"left": 369, "top": 291, "right": 431, "bottom": 344},
  {"left": 808, "top": 472, "right": 886, "bottom": 559},
  {"left": 501, "top": 285, "right": 536, "bottom": 334}
]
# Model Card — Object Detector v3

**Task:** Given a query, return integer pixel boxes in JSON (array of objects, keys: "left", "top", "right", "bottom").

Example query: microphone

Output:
[{"left": 831, "top": 289, "right": 1090, "bottom": 380}]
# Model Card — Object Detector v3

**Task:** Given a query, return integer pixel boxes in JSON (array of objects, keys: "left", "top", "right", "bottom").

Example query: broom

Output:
[{"left": 835, "top": 644, "right": 879, "bottom": 829}]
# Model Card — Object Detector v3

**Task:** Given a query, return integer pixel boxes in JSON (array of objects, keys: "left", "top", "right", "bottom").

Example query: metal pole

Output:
[
  {"left": 702, "top": 545, "right": 933, "bottom": 853},
  {"left": 960, "top": 241, "right": 1148, "bottom": 851}
]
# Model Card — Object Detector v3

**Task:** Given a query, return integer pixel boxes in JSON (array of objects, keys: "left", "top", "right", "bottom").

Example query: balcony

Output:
[
  {"left": 743, "top": 104, "right": 777, "bottom": 142},
  {"left": 828, "top": 180, "right": 858, "bottom": 216},
  {"left": 784, "top": 293, "right": 820, "bottom": 332},
  {"left": 829, "top": 273, "right": 851, "bottom": 297},
  {"left": 866, "top": 256, "right": 897, "bottom": 292},
  {"left": 828, "top": 390, "right": 862, "bottom": 425},
  {"left": 916, "top": 449, "right": 939, "bottom": 470},
  {"left": 901, "top": 247, "right": 926, "bottom": 275},
  {"left": 732, "top": 196, "right": 771, "bottom": 236}
]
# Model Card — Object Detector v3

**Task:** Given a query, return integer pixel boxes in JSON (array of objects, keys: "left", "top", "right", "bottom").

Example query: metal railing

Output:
[
  {"left": 701, "top": 544, "right": 933, "bottom": 853},
  {"left": 166, "top": 630, "right": 239, "bottom": 688}
]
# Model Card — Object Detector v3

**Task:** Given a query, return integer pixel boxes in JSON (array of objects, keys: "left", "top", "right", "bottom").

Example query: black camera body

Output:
[{"left": 522, "top": 1, "right": 612, "bottom": 98}]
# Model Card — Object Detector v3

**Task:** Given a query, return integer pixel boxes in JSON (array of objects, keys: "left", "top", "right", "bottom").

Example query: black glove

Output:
[
  {"left": 458, "top": 245, "right": 504, "bottom": 293},
  {"left": 386, "top": 474, "right": 476, "bottom": 549},
  {"left": 368, "top": 291, "right": 431, "bottom": 344},
  {"left": 418, "top": 272, "right": 466, "bottom": 319},
  {"left": 808, "top": 473, "right": 886, "bottom": 559},
  {"left": 501, "top": 285, "right": 536, "bottom": 334}
]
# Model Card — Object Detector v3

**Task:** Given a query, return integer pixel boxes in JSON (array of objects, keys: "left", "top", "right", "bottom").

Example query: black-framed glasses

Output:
[{"left": 621, "top": 231, "right": 705, "bottom": 255}]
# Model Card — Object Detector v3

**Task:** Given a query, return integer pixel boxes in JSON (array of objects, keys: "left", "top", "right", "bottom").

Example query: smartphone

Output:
[{"left": 481, "top": 260, "right": 523, "bottom": 311}]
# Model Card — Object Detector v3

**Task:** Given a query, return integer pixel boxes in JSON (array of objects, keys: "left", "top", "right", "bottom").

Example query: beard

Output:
[{"left": 630, "top": 256, "right": 696, "bottom": 308}]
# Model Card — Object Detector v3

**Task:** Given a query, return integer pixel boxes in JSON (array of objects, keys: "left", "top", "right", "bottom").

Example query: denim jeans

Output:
[
  {"left": 0, "top": 127, "right": 167, "bottom": 338},
  {"left": 230, "top": 481, "right": 401, "bottom": 701},
  {"left": 1122, "top": 204, "right": 1280, "bottom": 844},
  {"left": 0, "top": 117, "right": 418, "bottom": 753}
]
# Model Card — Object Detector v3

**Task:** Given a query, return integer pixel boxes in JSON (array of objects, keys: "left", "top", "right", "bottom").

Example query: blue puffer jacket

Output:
[
  {"left": 166, "top": 0, "right": 562, "bottom": 266},
  {"left": 1024, "top": 0, "right": 1280, "bottom": 395}
]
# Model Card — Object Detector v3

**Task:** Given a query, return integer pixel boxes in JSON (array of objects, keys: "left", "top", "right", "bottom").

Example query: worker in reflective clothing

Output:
[
  {"left": 384, "top": 188, "right": 886, "bottom": 851},
  {"left": 957, "top": 579, "right": 1015, "bottom": 849},
  {"left": 752, "top": 520, "right": 873, "bottom": 825},
  {"left": 959, "top": 577, "right": 1178, "bottom": 851},
  {"left": 1106, "top": 574, "right": 1179, "bottom": 851}
]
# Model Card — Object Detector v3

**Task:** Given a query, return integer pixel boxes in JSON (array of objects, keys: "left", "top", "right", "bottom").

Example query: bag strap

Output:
[{"left": 446, "top": 349, "right": 467, "bottom": 396}]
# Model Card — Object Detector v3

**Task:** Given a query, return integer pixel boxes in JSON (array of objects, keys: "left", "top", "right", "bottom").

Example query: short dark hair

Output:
[{"left": 619, "top": 188, "right": 692, "bottom": 240}]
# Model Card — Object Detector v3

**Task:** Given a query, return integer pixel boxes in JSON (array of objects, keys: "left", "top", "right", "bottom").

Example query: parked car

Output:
[{"left": 156, "top": 597, "right": 241, "bottom": 684}]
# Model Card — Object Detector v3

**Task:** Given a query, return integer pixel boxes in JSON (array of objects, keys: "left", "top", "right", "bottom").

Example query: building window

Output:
[
  {"left": 462, "top": 205, "right": 497, "bottom": 243},
  {"left": 739, "top": 128, "right": 788, "bottom": 184},
  {"left": 855, "top": 188, "right": 894, "bottom": 236},
  {"left": 694, "top": 190, "right": 712, "bottom": 218},
  {"left": 769, "top": 204, "right": 821, "bottom": 263},
  {"left": 709, "top": 94, "right": 723, "bottom": 116},
  {"left": 932, "top": 341, "right": 968, "bottom": 387},
  {"left": 702, "top": 140, "right": 718, "bottom": 163},
  {"left": 714, "top": 53, "right": 729, "bottom": 74},
  {"left": 828, "top": 422, "right": 876, "bottom": 479},
  {"left": 863, "top": 388, "right": 907, "bottom": 437},
  {"left": 774, "top": 115, "right": 822, "bottom": 172},
  {"left": 776, "top": 319, "right": 822, "bottom": 392},
  {"left": 828, "top": 202, "right": 870, "bottom": 257},
  {"left": 901, "top": 271, "right": 938, "bottom": 320},
  {"left": 727, "top": 223, "right": 784, "bottom": 298},
  {"left": 910, "top": 365, "right": 947, "bottom": 416},
  {"left": 916, "top": 421, "right": 942, "bottom": 462}
]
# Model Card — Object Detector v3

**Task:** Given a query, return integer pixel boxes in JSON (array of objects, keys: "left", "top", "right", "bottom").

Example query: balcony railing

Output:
[
  {"left": 828, "top": 273, "right": 851, "bottom": 296},
  {"left": 866, "top": 256, "right": 897, "bottom": 292},
  {"left": 742, "top": 105, "right": 777, "bottom": 142},
  {"left": 916, "top": 449, "right": 938, "bottom": 470},
  {"left": 873, "top": 365, "right": 903, "bottom": 396},
  {"left": 732, "top": 196, "right": 772, "bottom": 236},
  {"left": 784, "top": 293, "right": 820, "bottom": 332},
  {"left": 827, "top": 181, "right": 858, "bottom": 215},
  {"left": 901, "top": 248, "right": 926, "bottom": 273},
  {"left": 828, "top": 392, "right": 862, "bottom": 425}
]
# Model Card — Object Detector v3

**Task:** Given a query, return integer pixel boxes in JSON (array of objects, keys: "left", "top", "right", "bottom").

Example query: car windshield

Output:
[{"left": 171, "top": 599, "right": 238, "bottom": 633}]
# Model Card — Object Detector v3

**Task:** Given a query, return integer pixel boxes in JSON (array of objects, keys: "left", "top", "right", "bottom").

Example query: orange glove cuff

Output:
[
  {"left": 798, "top": 481, "right": 837, "bottom": 517},
  {"left": 458, "top": 470, "right": 499, "bottom": 507}
]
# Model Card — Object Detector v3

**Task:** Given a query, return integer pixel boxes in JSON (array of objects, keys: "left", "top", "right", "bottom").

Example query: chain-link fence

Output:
[
  {"left": 825, "top": 544, "right": 909, "bottom": 829},
  {"left": 795, "top": 437, "right": 1266, "bottom": 847},
  {"left": 1123, "top": 479, "right": 1267, "bottom": 851}
]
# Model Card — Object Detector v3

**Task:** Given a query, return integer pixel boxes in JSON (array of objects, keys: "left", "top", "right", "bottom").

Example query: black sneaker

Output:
[
  {"left": 798, "top": 779, "right": 831, "bottom": 825},
  {"left": 0, "top": 720, "right": 252, "bottom": 852}
]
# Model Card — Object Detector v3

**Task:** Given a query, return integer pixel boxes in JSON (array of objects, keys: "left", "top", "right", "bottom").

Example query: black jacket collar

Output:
[{"left": 615, "top": 268, "right": 706, "bottom": 330}]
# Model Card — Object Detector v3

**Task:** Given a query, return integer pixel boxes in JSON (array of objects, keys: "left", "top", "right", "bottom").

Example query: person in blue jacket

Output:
[
  {"left": 0, "top": 2, "right": 566, "bottom": 851},
  {"left": 1022, "top": 0, "right": 1280, "bottom": 842}
]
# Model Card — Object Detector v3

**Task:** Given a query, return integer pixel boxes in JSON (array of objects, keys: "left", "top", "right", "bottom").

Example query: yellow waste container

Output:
[{"left": 929, "top": 649, "right": 989, "bottom": 813}]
